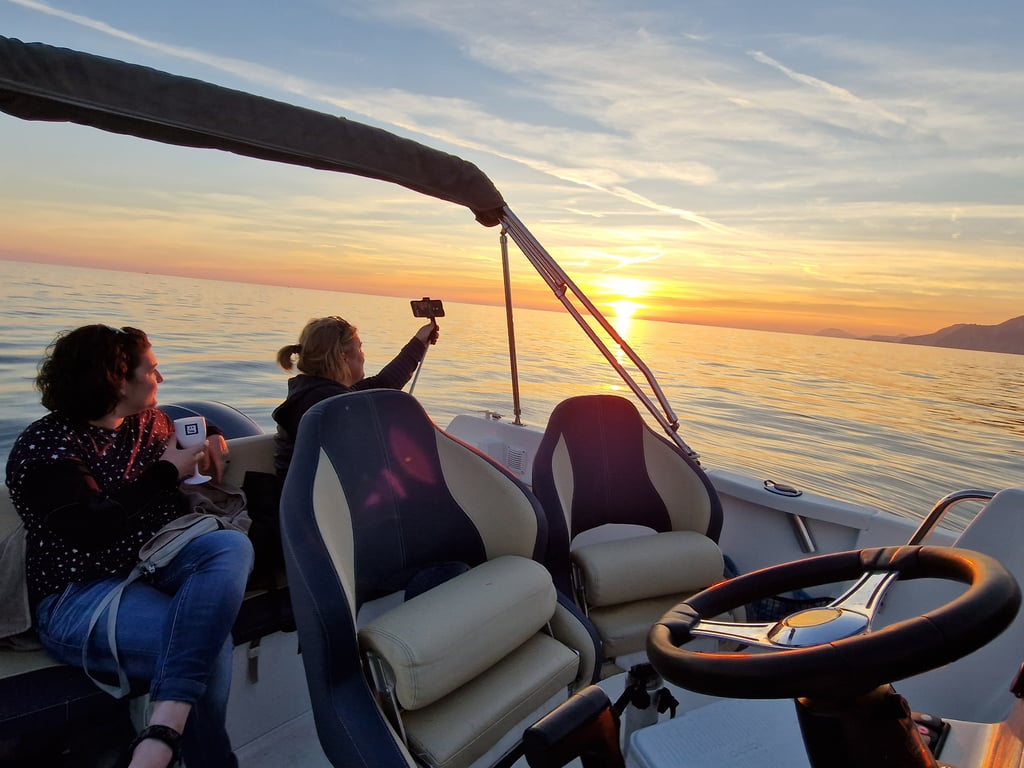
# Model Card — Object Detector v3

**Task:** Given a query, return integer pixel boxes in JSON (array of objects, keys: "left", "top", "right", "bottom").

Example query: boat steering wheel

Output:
[{"left": 648, "top": 545, "right": 1020, "bottom": 700}]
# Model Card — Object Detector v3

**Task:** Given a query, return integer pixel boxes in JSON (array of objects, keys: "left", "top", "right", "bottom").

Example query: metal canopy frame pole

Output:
[
  {"left": 500, "top": 226, "right": 524, "bottom": 426},
  {"left": 499, "top": 208, "right": 699, "bottom": 460}
]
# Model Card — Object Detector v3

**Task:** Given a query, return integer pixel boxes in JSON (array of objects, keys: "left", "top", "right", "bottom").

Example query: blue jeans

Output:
[{"left": 36, "top": 529, "right": 253, "bottom": 768}]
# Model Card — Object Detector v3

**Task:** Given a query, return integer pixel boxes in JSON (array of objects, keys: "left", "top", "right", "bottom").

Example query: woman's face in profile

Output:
[{"left": 119, "top": 347, "right": 163, "bottom": 415}]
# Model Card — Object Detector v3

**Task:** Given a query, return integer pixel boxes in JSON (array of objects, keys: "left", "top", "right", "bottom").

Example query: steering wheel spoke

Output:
[
  {"left": 690, "top": 618, "right": 776, "bottom": 647},
  {"left": 827, "top": 570, "right": 901, "bottom": 626}
]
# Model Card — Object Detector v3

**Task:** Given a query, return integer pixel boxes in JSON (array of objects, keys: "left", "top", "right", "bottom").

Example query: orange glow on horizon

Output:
[
  {"left": 0, "top": 248, "right": 995, "bottom": 340},
  {"left": 2, "top": 219, "right": 1019, "bottom": 340}
]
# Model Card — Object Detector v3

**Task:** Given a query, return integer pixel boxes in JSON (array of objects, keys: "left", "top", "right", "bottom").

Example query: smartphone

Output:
[{"left": 410, "top": 298, "right": 445, "bottom": 319}]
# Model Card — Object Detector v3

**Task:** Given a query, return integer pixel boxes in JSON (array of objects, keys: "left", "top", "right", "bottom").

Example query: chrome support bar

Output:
[
  {"left": 907, "top": 489, "right": 996, "bottom": 545},
  {"left": 365, "top": 650, "right": 407, "bottom": 745},
  {"left": 500, "top": 208, "right": 700, "bottom": 460},
  {"left": 571, "top": 562, "right": 590, "bottom": 617},
  {"left": 789, "top": 513, "right": 817, "bottom": 554},
  {"left": 499, "top": 227, "right": 523, "bottom": 425}
]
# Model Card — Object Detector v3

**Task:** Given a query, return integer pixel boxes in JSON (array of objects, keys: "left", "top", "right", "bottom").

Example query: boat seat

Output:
[
  {"left": 532, "top": 395, "right": 726, "bottom": 665},
  {"left": 0, "top": 431, "right": 295, "bottom": 761},
  {"left": 280, "top": 389, "right": 600, "bottom": 768}
]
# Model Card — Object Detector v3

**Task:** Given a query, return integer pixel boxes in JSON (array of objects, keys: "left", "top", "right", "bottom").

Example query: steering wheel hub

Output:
[{"left": 768, "top": 607, "right": 868, "bottom": 647}]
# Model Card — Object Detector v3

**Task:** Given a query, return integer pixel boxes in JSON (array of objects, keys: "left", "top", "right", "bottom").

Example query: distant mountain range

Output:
[{"left": 816, "top": 315, "right": 1024, "bottom": 355}]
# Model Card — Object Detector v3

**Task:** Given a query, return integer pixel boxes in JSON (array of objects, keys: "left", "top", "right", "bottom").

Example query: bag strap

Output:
[
  {"left": 83, "top": 565, "right": 144, "bottom": 697},
  {"left": 82, "top": 515, "right": 224, "bottom": 698}
]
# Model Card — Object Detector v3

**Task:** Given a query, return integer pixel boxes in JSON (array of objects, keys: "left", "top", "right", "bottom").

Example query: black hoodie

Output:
[{"left": 271, "top": 337, "right": 426, "bottom": 477}]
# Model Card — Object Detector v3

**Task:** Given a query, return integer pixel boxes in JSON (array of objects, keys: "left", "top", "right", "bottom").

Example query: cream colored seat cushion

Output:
[
  {"left": 589, "top": 593, "right": 698, "bottom": 658},
  {"left": 359, "top": 555, "right": 557, "bottom": 710},
  {"left": 404, "top": 632, "right": 579, "bottom": 768},
  {"left": 571, "top": 530, "right": 723, "bottom": 608}
]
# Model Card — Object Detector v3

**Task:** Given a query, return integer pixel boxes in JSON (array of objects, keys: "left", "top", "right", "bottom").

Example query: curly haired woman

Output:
[{"left": 5, "top": 324, "right": 252, "bottom": 768}]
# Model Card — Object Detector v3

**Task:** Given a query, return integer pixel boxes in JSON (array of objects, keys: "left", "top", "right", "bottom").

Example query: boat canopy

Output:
[
  {"left": 0, "top": 35, "right": 506, "bottom": 226},
  {"left": 0, "top": 35, "right": 698, "bottom": 457}
]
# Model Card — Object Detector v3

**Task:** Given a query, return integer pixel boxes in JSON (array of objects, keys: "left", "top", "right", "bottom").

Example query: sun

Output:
[
  {"left": 599, "top": 276, "right": 650, "bottom": 300},
  {"left": 610, "top": 299, "right": 640, "bottom": 319},
  {"left": 595, "top": 276, "right": 649, "bottom": 323},
  {"left": 586, "top": 275, "right": 651, "bottom": 341}
]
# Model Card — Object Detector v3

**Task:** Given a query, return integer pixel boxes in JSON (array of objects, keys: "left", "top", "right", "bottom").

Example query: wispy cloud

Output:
[
  {"left": 747, "top": 49, "right": 908, "bottom": 128},
  {"left": 9, "top": 0, "right": 292, "bottom": 85}
]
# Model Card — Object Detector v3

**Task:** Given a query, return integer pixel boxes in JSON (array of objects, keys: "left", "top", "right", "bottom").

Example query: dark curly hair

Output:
[{"left": 36, "top": 325, "right": 151, "bottom": 421}]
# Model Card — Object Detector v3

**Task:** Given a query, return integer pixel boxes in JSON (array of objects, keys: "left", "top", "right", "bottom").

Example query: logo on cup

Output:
[{"left": 184, "top": 423, "right": 200, "bottom": 436}]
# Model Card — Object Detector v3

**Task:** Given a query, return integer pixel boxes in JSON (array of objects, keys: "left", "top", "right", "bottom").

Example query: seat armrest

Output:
[
  {"left": 572, "top": 531, "right": 722, "bottom": 608},
  {"left": 548, "top": 596, "right": 600, "bottom": 689}
]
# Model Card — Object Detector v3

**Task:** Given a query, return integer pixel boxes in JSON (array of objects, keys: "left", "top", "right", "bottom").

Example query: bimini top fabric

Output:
[{"left": 0, "top": 35, "right": 506, "bottom": 226}]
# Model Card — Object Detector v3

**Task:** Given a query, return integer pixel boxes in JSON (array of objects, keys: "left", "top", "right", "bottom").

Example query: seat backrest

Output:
[
  {"left": 532, "top": 395, "right": 723, "bottom": 593},
  {"left": 280, "top": 389, "right": 552, "bottom": 767}
]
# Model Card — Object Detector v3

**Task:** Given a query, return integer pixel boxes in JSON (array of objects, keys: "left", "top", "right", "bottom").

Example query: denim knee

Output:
[
  {"left": 191, "top": 528, "right": 254, "bottom": 573},
  {"left": 156, "top": 528, "right": 254, "bottom": 589}
]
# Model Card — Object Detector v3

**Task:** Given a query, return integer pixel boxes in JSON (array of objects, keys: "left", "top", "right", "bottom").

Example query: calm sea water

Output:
[{"left": 2, "top": 259, "right": 1021, "bottom": 530}]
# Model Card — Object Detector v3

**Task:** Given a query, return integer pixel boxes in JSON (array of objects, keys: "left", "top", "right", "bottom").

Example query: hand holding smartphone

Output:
[
  {"left": 410, "top": 297, "right": 444, "bottom": 320},
  {"left": 411, "top": 297, "right": 443, "bottom": 345}
]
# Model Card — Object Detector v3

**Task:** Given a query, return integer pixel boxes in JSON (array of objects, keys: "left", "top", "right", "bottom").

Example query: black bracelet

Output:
[{"left": 128, "top": 723, "right": 183, "bottom": 765}]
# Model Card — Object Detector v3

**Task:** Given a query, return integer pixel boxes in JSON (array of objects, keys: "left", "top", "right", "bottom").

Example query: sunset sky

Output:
[{"left": 1, "top": 0, "right": 1021, "bottom": 337}]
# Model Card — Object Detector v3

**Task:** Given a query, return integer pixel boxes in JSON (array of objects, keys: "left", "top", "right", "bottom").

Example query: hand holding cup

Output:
[{"left": 173, "top": 416, "right": 212, "bottom": 485}]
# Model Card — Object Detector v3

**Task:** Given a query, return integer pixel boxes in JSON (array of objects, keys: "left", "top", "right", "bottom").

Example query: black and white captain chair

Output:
[
  {"left": 280, "top": 389, "right": 600, "bottom": 768},
  {"left": 532, "top": 394, "right": 727, "bottom": 670}
]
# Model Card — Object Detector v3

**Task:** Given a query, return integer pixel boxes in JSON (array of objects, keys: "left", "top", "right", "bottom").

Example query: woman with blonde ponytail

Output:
[{"left": 272, "top": 315, "right": 438, "bottom": 477}]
